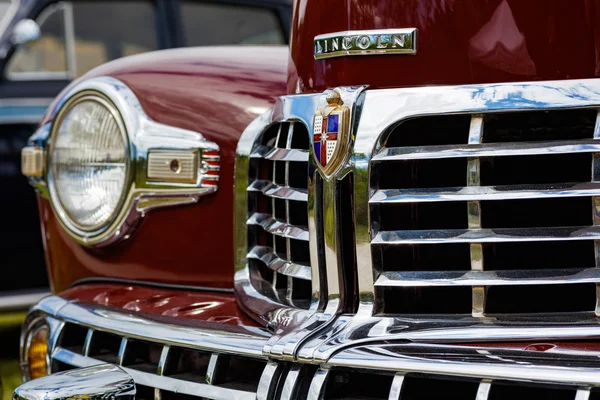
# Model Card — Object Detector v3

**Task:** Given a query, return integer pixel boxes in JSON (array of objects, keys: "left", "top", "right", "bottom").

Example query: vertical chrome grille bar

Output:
[
  {"left": 116, "top": 337, "right": 128, "bottom": 366},
  {"left": 272, "top": 124, "right": 285, "bottom": 292},
  {"left": 82, "top": 329, "right": 94, "bottom": 357},
  {"left": 593, "top": 110, "right": 600, "bottom": 316},
  {"left": 307, "top": 368, "right": 329, "bottom": 400},
  {"left": 257, "top": 361, "right": 281, "bottom": 400},
  {"left": 576, "top": 389, "right": 591, "bottom": 400},
  {"left": 155, "top": 345, "right": 170, "bottom": 400},
  {"left": 476, "top": 380, "right": 492, "bottom": 400},
  {"left": 280, "top": 365, "right": 304, "bottom": 400},
  {"left": 468, "top": 115, "right": 486, "bottom": 317},
  {"left": 206, "top": 353, "right": 226, "bottom": 385},
  {"left": 387, "top": 373, "right": 405, "bottom": 400}
]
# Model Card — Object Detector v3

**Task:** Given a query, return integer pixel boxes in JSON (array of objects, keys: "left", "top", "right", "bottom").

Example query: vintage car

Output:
[
  {"left": 0, "top": 0, "right": 290, "bottom": 313},
  {"left": 14, "top": 0, "right": 600, "bottom": 398}
]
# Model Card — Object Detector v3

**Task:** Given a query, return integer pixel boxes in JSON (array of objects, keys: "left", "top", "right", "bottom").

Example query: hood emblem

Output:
[
  {"left": 314, "top": 28, "right": 417, "bottom": 60},
  {"left": 313, "top": 90, "right": 350, "bottom": 175}
]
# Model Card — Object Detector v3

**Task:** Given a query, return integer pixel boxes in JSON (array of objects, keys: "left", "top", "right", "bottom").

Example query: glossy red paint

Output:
[
  {"left": 290, "top": 0, "right": 600, "bottom": 93},
  {"left": 60, "top": 283, "right": 259, "bottom": 327},
  {"left": 39, "top": 47, "right": 288, "bottom": 293}
]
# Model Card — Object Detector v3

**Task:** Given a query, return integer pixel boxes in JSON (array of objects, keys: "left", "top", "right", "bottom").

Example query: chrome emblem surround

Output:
[
  {"left": 312, "top": 90, "right": 351, "bottom": 176},
  {"left": 314, "top": 28, "right": 417, "bottom": 60}
]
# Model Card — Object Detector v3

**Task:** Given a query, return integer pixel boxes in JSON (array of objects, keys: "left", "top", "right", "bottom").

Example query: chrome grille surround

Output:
[{"left": 26, "top": 296, "right": 600, "bottom": 400}]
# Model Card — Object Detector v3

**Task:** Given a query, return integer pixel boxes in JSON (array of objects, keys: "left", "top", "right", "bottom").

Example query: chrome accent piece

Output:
[
  {"left": 247, "top": 213, "right": 310, "bottom": 241},
  {"left": 248, "top": 180, "right": 308, "bottom": 202},
  {"left": 248, "top": 246, "right": 311, "bottom": 280},
  {"left": 371, "top": 182, "right": 600, "bottom": 203},
  {"left": 13, "top": 364, "right": 136, "bottom": 400},
  {"left": 373, "top": 226, "right": 600, "bottom": 244},
  {"left": 314, "top": 28, "right": 417, "bottom": 59},
  {"left": 21, "top": 146, "right": 45, "bottom": 177},
  {"left": 30, "top": 76, "right": 219, "bottom": 247},
  {"left": 258, "top": 147, "right": 309, "bottom": 162},
  {"left": 375, "top": 268, "right": 600, "bottom": 287},
  {"left": 147, "top": 149, "right": 200, "bottom": 184},
  {"left": 374, "top": 140, "right": 600, "bottom": 160},
  {"left": 388, "top": 374, "right": 404, "bottom": 400}
]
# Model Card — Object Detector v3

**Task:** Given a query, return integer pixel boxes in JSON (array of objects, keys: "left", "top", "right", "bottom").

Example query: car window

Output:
[
  {"left": 181, "top": 1, "right": 284, "bottom": 46},
  {"left": 6, "top": 3, "right": 68, "bottom": 79},
  {"left": 7, "top": 1, "right": 157, "bottom": 80},
  {"left": 72, "top": 1, "right": 157, "bottom": 77}
]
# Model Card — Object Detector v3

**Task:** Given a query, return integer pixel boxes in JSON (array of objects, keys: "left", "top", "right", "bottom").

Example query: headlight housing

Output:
[{"left": 48, "top": 92, "right": 130, "bottom": 235}]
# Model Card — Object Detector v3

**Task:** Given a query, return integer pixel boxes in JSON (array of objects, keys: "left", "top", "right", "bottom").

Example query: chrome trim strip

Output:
[
  {"left": 373, "top": 226, "right": 600, "bottom": 244},
  {"left": 248, "top": 180, "right": 308, "bottom": 202},
  {"left": 370, "top": 182, "right": 600, "bottom": 203},
  {"left": 247, "top": 213, "right": 309, "bottom": 241},
  {"left": 327, "top": 344, "right": 600, "bottom": 386},
  {"left": 374, "top": 140, "right": 600, "bottom": 160},
  {"left": 252, "top": 146, "right": 309, "bottom": 162},
  {"left": 52, "top": 348, "right": 255, "bottom": 400},
  {"left": 375, "top": 268, "right": 600, "bottom": 287},
  {"left": 39, "top": 296, "right": 270, "bottom": 358},
  {"left": 0, "top": 289, "right": 50, "bottom": 312},
  {"left": 247, "top": 246, "right": 312, "bottom": 280}
]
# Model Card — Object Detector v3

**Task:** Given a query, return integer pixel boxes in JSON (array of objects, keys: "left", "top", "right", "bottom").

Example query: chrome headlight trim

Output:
[{"left": 24, "top": 76, "right": 220, "bottom": 247}]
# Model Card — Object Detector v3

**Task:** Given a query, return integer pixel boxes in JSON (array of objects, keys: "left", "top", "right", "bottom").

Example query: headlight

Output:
[{"left": 48, "top": 92, "right": 129, "bottom": 234}]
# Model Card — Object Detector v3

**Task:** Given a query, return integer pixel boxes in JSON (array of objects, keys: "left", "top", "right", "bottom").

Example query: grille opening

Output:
[
  {"left": 483, "top": 241, "right": 595, "bottom": 270},
  {"left": 338, "top": 174, "right": 359, "bottom": 313},
  {"left": 276, "top": 122, "right": 291, "bottom": 147},
  {"left": 483, "top": 109, "right": 596, "bottom": 143},
  {"left": 58, "top": 323, "right": 87, "bottom": 354},
  {"left": 274, "top": 161, "right": 286, "bottom": 185},
  {"left": 291, "top": 123, "right": 310, "bottom": 149},
  {"left": 274, "top": 198, "right": 286, "bottom": 220},
  {"left": 324, "top": 369, "right": 394, "bottom": 399},
  {"left": 275, "top": 272, "right": 287, "bottom": 292},
  {"left": 374, "top": 159, "right": 467, "bottom": 190},
  {"left": 135, "top": 384, "right": 155, "bottom": 400},
  {"left": 261, "top": 123, "right": 279, "bottom": 146},
  {"left": 161, "top": 392, "right": 197, "bottom": 400},
  {"left": 486, "top": 283, "right": 596, "bottom": 314},
  {"left": 591, "top": 389, "right": 600, "bottom": 400},
  {"left": 291, "top": 277, "right": 312, "bottom": 305},
  {"left": 481, "top": 197, "right": 591, "bottom": 228},
  {"left": 384, "top": 115, "right": 472, "bottom": 147},
  {"left": 289, "top": 161, "right": 309, "bottom": 189},
  {"left": 376, "top": 243, "right": 471, "bottom": 272},
  {"left": 376, "top": 202, "right": 467, "bottom": 231},
  {"left": 258, "top": 158, "right": 273, "bottom": 181},
  {"left": 401, "top": 375, "right": 479, "bottom": 400},
  {"left": 288, "top": 200, "right": 308, "bottom": 226},
  {"left": 164, "top": 347, "right": 211, "bottom": 383},
  {"left": 251, "top": 259, "right": 274, "bottom": 282},
  {"left": 122, "top": 339, "right": 162, "bottom": 374},
  {"left": 256, "top": 193, "right": 270, "bottom": 215},
  {"left": 218, "top": 356, "right": 266, "bottom": 392},
  {"left": 480, "top": 153, "right": 592, "bottom": 186},
  {"left": 289, "top": 239, "right": 310, "bottom": 263},
  {"left": 87, "top": 331, "right": 121, "bottom": 364},
  {"left": 274, "top": 236, "right": 287, "bottom": 259},
  {"left": 381, "top": 286, "right": 472, "bottom": 314},
  {"left": 52, "top": 360, "right": 76, "bottom": 373},
  {"left": 488, "top": 382, "right": 576, "bottom": 400}
]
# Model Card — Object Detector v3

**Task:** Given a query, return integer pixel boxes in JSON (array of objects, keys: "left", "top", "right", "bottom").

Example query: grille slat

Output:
[
  {"left": 372, "top": 108, "right": 600, "bottom": 316},
  {"left": 245, "top": 121, "right": 312, "bottom": 309}
]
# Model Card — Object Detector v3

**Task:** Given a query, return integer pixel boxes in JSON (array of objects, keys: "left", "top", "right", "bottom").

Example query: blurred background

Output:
[{"left": 0, "top": 0, "right": 291, "bottom": 396}]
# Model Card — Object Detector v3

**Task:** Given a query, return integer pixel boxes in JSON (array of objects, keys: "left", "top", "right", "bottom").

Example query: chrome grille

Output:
[
  {"left": 53, "top": 322, "right": 270, "bottom": 399},
  {"left": 246, "top": 121, "right": 312, "bottom": 309},
  {"left": 370, "top": 109, "right": 600, "bottom": 316}
]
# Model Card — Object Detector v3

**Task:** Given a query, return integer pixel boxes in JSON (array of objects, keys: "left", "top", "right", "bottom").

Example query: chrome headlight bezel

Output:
[
  {"left": 23, "top": 76, "right": 221, "bottom": 247},
  {"left": 47, "top": 90, "right": 133, "bottom": 239}
]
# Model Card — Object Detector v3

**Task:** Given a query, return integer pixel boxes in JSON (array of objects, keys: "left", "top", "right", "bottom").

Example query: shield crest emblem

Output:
[{"left": 313, "top": 90, "right": 350, "bottom": 175}]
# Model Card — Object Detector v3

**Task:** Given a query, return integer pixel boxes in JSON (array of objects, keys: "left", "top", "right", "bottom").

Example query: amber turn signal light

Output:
[{"left": 27, "top": 325, "right": 49, "bottom": 380}]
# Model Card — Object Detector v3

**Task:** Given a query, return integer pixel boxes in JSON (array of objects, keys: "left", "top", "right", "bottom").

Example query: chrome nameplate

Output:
[{"left": 314, "top": 28, "right": 417, "bottom": 60}]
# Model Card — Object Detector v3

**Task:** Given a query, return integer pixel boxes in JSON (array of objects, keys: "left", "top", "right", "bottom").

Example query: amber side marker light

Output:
[{"left": 26, "top": 325, "right": 49, "bottom": 380}]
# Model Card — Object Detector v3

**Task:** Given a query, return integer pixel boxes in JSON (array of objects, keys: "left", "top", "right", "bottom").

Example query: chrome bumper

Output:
[{"left": 14, "top": 364, "right": 135, "bottom": 399}]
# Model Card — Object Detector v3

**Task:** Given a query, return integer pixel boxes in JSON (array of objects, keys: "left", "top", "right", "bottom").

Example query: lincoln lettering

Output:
[{"left": 314, "top": 29, "right": 417, "bottom": 59}]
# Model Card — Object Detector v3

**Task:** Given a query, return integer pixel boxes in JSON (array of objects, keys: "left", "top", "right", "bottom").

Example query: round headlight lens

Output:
[{"left": 50, "top": 95, "right": 128, "bottom": 232}]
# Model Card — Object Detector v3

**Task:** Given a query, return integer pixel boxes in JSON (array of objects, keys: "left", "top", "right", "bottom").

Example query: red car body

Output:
[{"left": 15, "top": 1, "right": 600, "bottom": 399}]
